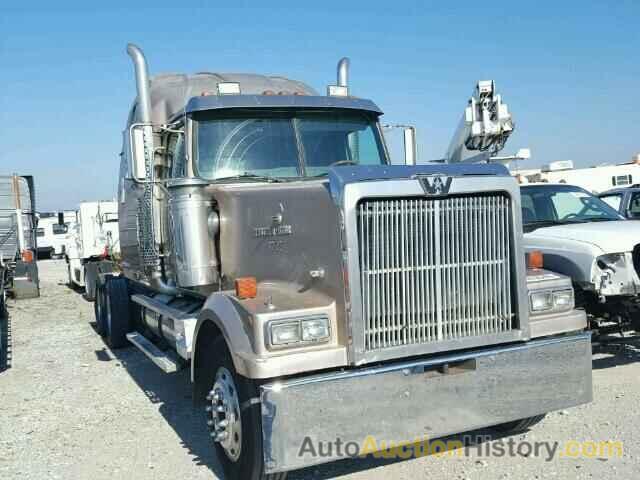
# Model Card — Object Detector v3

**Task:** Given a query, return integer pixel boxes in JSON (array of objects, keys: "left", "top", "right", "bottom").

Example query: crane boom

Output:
[{"left": 445, "top": 80, "right": 514, "bottom": 163}]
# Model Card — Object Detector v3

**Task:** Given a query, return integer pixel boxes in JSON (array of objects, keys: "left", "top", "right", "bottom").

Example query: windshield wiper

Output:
[
  {"left": 215, "top": 173, "right": 284, "bottom": 183},
  {"left": 524, "top": 219, "right": 575, "bottom": 232},
  {"left": 581, "top": 217, "right": 620, "bottom": 222}
]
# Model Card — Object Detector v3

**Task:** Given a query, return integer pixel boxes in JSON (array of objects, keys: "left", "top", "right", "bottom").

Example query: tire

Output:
[
  {"left": 84, "top": 263, "right": 98, "bottom": 301},
  {"left": 199, "top": 337, "right": 286, "bottom": 480},
  {"left": 66, "top": 263, "right": 72, "bottom": 287},
  {"left": 94, "top": 278, "right": 108, "bottom": 337},
  {"left": 493, "top": 415, "right": 546, "bottom": 435},
  {"left": 104, "top": 277, "right": 131, "bottom": 349}
]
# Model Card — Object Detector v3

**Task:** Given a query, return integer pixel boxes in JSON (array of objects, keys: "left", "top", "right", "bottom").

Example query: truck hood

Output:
[{"left": 526, "top": 220, "right": 640, "bottom": 253}]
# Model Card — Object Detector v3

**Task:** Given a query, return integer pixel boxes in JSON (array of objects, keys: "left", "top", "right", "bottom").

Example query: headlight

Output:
[
  {"left": 301, "top": 318, "right": 330, "bottom": 342},
  {"left": 270, "top": 322, "right": 300, "bottom": 346},
  {"left": 529, "top": 289, "right": 574, "bottom": 315},
  {"left": 596, "top": 253, "right": 626, "bottom": 271},
  {"left": 553, "top": 289, "right": 574, "bottom": 308},
  {"left": 268, "top": 316, "right": 331, "bottom": 349},
  {"left": 530, "top": 291, "right": 553, "bottom": 312}
]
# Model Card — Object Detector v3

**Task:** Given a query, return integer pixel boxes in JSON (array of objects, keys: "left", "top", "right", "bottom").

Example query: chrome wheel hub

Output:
[{"left": 206, "top": 367, "right": 242, "bottom": 461}]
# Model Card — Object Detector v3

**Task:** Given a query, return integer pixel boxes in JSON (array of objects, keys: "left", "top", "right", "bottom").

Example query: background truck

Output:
[
  {"left": 0, "top": 175, "right": 40, "bottom": 313},
  {"left": 36, "top": 213, "right": 73, "bottom": 259},
  {"left": 598, "top": 185, "right": 640, "bottom": 219},
  {"left": 521, "top": 182, "right": 640, "bottom": 335},
  {"left": 65, "top": 200, "right": 119, "bottom": 300},
  {"left": 94, "top": 44, "right": 592, "bottom": 479}
]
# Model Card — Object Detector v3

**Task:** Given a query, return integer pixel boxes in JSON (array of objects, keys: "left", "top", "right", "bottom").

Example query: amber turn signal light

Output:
[
  {"left": 235, "top": 277, "right": 257, "bottom": 299},
  {"left": 527, "top": 250, "right": 544, "bottom": 269},
  {"left": 21, "top": 249, "right": 34, "bottom": 263}
]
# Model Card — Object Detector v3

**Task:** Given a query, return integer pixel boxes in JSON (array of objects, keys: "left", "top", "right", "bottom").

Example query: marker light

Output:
[
  {"left": 217, "top": 82, "right": 241, "bottom": 95},
  {"left": 527, "top": 250, "right": 544, "bottom": 269},
  {"left": 327, "top": 85, "right": 348, "bottom": 97},
  {"left": 235, "top": 277, "right": 257, "bottom": 299}
]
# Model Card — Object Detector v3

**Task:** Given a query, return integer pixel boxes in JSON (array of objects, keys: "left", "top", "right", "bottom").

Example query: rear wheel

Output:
[
  {"left": 94, "top": 277, "right": 109, "bottom": 336},
  {"left": 84, "top": 263, "right": 97, "bottom": 301},
  {"left": 200, "top": 337, "right": 286, "bottom": 480},
  {"left": 104, "top": 277, "right": 131, "bottom": 349},
  {"left": 493, "top": 415, "right": 546, "bottom": 434}
]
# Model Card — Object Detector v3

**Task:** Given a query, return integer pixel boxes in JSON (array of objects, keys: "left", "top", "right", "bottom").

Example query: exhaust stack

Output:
[
  {"left": 327, "top": 57, "right": 351, "bottom": 97},
  {"left": 337, "top": 57, "right": 350, "bottom": 88},
  {"left": 126, "top": 43, "right": 152, "bottom": 124}
]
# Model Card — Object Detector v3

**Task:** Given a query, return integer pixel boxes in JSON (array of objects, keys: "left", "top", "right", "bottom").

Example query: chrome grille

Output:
[{"left": 357, "top": 194, "right": 515, "bottom": 351}]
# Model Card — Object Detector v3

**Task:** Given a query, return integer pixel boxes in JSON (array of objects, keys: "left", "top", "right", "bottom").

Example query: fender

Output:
[
  {"left": 191, "top": 292, "right": 256, "bottom": 382},
  {"left": 191, "top": 290, "right": 347, "bottom": 381}
]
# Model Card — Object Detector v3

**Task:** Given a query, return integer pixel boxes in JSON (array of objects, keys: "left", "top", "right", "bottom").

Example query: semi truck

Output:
[
  {"left": 0, "top": 175, "right": 40, "bottom": 313},
  {"left": 65, "top": 201, "right": 119, "bottom": 300},
  {"left": 36, "top": 213, "right": 73, "bottom": 259},
  {"left": 94, "top": 44, "right": 593, "bottom": 479}
]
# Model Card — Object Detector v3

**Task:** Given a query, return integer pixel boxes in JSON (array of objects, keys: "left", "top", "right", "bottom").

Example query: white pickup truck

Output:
[{"left": 521, "top": 182, "right": 640, "bottom": 335}]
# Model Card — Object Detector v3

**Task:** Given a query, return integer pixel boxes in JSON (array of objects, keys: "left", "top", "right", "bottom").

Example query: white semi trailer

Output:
[{"left": 65, "top": 201, "right": 119, "bottom": 300}]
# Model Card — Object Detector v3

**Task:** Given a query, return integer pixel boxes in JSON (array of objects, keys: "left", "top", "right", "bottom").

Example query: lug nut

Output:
[
  {"left": 205, "top": 406, "right": 212, "bottom": 412},
  {"left": 218, "top": 419, "right": 229, "bottom": 428},
  {"left": 216, "top": 405, "right": 225, "bottom": 413},
  {"left": 215, "top": 431, "right": 229, "bottom": 442},
  {"left": 207, "top": 420, "right": 214, "bottom": 426}
]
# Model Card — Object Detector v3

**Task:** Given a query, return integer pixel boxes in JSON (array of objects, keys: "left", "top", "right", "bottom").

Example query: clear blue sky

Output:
[{"left": 1, "top": 1, "right": 638, "bottom": 211}]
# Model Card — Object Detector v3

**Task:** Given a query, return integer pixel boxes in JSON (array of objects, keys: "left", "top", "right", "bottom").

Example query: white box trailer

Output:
[
  {"left": 518, "top": 159, "right": 640, "bottom": 193},
  {"left": 65, "top": 201, "right": 119, "bottom": 300}
]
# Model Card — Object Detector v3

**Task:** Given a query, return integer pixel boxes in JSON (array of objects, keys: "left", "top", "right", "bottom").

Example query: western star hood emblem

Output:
[{"left": 417, "top": 175, "right": 452, "bottom": 196}]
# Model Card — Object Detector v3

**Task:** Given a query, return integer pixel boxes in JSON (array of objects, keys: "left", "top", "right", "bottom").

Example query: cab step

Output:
[{"left": 126, "top": 332, "right": 184, "bottom": 373}]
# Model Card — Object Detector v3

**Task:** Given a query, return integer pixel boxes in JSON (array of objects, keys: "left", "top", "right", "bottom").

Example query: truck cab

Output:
[
  {"left": 598, "top": 186, "right": 640, "bottom": 219},
  {"left": 95, "top": 44, "right": 593, "bottom": 480}
]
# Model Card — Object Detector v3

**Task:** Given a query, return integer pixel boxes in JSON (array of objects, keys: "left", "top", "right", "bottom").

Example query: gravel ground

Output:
[{"left": 0, "top": 260, "right": 638, "bottom": 479}]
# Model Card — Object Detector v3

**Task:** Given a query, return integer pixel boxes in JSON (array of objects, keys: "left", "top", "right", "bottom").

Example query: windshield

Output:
[
  {"left": 194, "top": 110, "right": 387, "bottom": 180},
  {"left": 521, "top": 184, "right": 622, "bottom": 230}
]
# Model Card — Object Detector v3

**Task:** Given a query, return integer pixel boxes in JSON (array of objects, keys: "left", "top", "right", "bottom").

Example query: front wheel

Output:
[
  {"left": 104, "top": 277, "right": 131, "bottom": 349},
  {"left": 492, "top": 415, "right": 546, "bottom": 435},
  {"left": 200, "top": 337, "right": 286, "bottom": 480}
]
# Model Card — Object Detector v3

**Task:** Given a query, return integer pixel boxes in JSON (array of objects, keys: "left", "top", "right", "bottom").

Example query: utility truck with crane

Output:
[{"left": 94, "top": 44, "right": 593, "bottom": 479}]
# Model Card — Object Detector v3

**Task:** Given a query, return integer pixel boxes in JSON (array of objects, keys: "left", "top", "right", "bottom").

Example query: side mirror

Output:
[
  {"left": 403, "top": 126, "right": 417, "bottom": 166},
  {"left": 57, "top": 212, "right": 64, "bottom": 225},
  {"left": 128, "top": 123, "right": 152, "bottom": 181}
]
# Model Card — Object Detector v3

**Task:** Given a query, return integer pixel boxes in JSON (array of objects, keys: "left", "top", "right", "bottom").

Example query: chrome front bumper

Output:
[{"left": 260, "top": 332, "right": 592, "bottom": 473}]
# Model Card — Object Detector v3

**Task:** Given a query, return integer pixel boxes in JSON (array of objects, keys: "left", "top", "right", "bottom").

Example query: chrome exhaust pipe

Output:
[
  {"left": 150, "top": 271, "right": 178, "bottom": 295},
  {"left": 126, "top": 43, "right": 152, "bottom": 124},
  {"left": 337, "top": 57, "right": 350, "bottom": 88}
]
